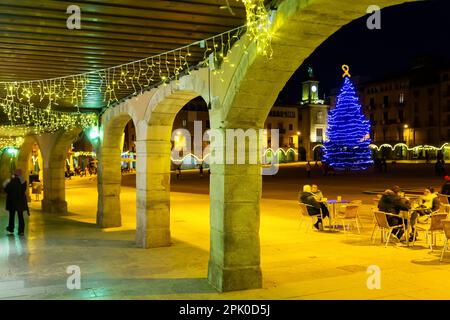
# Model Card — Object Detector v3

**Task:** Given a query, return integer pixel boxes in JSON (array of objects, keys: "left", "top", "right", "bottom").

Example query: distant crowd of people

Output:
[
  {"left": 305, "top": 161, "right": 335, "bottom": 178},
  {"left": 175, "top": 163, "right": 209, "bottom": 180},
  {"left": 65, "top": 159, "right": 97, "bottom": 179}
]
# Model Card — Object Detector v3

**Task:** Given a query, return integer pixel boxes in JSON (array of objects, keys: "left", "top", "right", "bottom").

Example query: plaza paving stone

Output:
[{"left": 1, "top": 164, "right": 450, "bottom": 299}]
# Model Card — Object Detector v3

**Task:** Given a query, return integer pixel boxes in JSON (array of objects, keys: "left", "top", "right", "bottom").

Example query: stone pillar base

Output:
[
  {"left": 96, "top": 211, "right": 121, "bottom": 228},
  {"left": 41, "top": 199, "right": 68, "bottom": 215},
  {"left": 208, "top": 260, "right": 262, "bottom": 292},
  {"left": 136, "top": 227, "right": 171, "bottom": 248}
]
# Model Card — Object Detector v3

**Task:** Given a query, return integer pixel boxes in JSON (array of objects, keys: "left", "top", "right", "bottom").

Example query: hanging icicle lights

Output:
[
  {"left": 0, "top": 1, "right": 273, "bottom": 118},
  {"left": 0, "top": 0, "right": 272, "bottom": 114},
  {"left": 0, "top": 27, "right": 245, "bottom": 113},
  {"left": 241, "top": 0, "right": 273, "bottom": 57},
  {"left": 0, "top": 136, "right": 24, "bottom": 151},
  {"left": 0, "top": 101, "right": 97, "bottom": 134}
]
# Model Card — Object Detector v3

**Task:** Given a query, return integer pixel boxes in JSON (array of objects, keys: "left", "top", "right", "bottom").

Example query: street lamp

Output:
[
  {"left": 403, "top": 124, "right": 409, "bottom": 146},
  {"left": 296, "top": 132, "right": 301, "bottom": 158},
  {"left": 6, "top": 147, "right": 18, "bottom": 156},
  {"left": 88, "top": 126, "right": 100, "bottom": 140}
]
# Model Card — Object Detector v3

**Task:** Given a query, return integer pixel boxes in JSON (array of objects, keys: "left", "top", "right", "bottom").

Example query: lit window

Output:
[{"left": 399, "top": 93, "right": 404, "bottom": 104}]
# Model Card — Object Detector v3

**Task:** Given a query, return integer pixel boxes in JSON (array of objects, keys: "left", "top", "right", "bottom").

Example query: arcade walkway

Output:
[{"left": 1, "top": 177, "right": 450, "bottom": 299}]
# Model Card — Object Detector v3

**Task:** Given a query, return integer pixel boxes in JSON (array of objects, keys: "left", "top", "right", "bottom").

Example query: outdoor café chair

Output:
[
  {"left": 412, "top": 212, "right": 448, "bottom": 251},
  {"left": 338, "top": 200, "right": 364, "bottom": 226},
  {"left": 371, "top": 210, "right": 405, "bottom": 247},
  {"left": 335, "top": 205, "right": 361, "bottom": 234},
  {"left": 299, "top": 202, "right": 324, "bottom": 232},
  {"left": 440, "top": 220, "right": 450, "bottom": 262},
  {"left": 437, "top": 194, "right": 450, "bottom": 213}
]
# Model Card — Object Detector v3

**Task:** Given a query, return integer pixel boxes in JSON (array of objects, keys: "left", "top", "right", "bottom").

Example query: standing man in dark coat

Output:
[{"left": 4, "top": 168, "right": 28, "bottom": 236}]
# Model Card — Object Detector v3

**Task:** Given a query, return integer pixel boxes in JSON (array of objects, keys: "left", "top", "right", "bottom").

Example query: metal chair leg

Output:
[
  {"left": 355, "top": 219, "right": 361, "bottom": 234},
  {"left": 385, "top": 229, "right": 393, "bottom": 247},
  {"left": 371, "top": 224, "right": 378, "bottom": 242},
  {"left": 357, "top": 216, "right": 363, "bottom": 229},
  {"left": 441, "top": 240, "right": 448, "bottom": 262},
  {"left": 427, "top": 232, "right": 433, "bottom": 252}
]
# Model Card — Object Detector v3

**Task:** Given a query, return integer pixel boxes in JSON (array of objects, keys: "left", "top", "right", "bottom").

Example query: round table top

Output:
[{"left": 326, "top": 199, "right": 350, "bottom": 204}]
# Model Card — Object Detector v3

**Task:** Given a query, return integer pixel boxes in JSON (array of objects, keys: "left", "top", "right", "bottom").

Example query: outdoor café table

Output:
[{"left": 326, "top": 199, "right": 350, "bottom": 229}]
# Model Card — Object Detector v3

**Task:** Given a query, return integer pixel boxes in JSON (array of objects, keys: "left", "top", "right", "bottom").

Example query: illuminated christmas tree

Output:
[{"left": 323, "top": 66, "right": 373, "bottom": 170}]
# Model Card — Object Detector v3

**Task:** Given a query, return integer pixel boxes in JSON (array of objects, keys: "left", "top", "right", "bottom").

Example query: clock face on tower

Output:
[{"left": 311, "top": 85, "right": 317, "bottom": 93}]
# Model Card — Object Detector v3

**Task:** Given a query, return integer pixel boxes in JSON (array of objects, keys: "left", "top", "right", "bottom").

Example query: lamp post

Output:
[{"left": 403, "top": 124, "right": 409, "bottom": 159}]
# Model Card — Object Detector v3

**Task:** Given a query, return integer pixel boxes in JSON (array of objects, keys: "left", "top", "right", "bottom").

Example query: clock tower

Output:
[
  {"left": 298, "top": 66, "right": 329, "bottom": 160},
  {"left": 301, "top": 67, "right": 320, "bottom": 104},
  {"left": 301, "top": 80, "right": 319, "bottom": 104}
]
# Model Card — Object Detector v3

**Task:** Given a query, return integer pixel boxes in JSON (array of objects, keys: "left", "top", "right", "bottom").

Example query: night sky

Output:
[{"left": 278, "top": 0, "right": 450, "bottom": 104}]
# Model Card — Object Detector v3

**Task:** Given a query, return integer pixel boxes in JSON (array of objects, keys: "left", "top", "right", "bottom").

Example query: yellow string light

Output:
[
  {"left": 0, "top": 13, "right": 271, "bottom": 120},
  {"left": 0, "top": 101, "right": 97, "bottom": 134},
  {"left": 241, "top": 0, "right": 273, "bottom": 58},
  {"left": 0, "top": 136, "right": 25, "bottom": 150}
]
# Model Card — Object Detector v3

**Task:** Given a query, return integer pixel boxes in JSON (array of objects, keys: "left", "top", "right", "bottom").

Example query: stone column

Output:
[
  {"left": 208, "top": 128, "right": 263, "bottom": 292},
  {"left": 41, "top": 163, "right": 67, "bottom": 214},
  {"left": 97, "top": 146, "right": 122, "bottom": 228},
  {"left": 135, "top": 139, "right": 171, "bottom": 248}
]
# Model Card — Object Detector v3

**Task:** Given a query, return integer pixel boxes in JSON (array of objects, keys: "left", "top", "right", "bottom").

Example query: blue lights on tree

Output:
[{"left": 323, "top": 68, "right": 373, "bottom": 170}]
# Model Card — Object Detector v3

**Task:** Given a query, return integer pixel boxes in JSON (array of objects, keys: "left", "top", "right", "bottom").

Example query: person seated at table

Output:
[
  {"left": 311, "top": 184, "right": 323, "bottom": 201},
  {"left": 299, "top": 185, "right": 329, "bottom": 230},
  {"left": 392, "top": 185, "right": 412, "bottom": 209},
  {"left": 409, "top": 188, "right": 441, "bottom": 241},
  {"left": 311, "top": 184, "right": 330, "bottom": 218},
  {"left": 415, "top": 188, "right": 438, "bottom": 213},
  {"left": 378, "top": 189, "right": 410, "bottom": 240}
]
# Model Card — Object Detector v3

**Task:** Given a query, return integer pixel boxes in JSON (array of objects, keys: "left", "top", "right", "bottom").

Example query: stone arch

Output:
[
  {"left": 97, "top": 75, "right": 209, "bottom": 248},
  {"left": 40, "top": 128, "right": 82, "bottom": 214},
  {"left": 205, "top": 0, "right": 416, "bottom": 292},
  {"left": 97, "top": 97, "right": 140, "bottom": 229},
  {"left": 16, "top": 135, "right": 44, "bottom": 199},
  {"left": 17, "top": 135, "right": 41, "bottom": 180},
  {"left": 135, "top": 89, "right": 205, "bottom": 248},
  {"left": 214, "top": 0, "right": 416, "bottom": 128}
]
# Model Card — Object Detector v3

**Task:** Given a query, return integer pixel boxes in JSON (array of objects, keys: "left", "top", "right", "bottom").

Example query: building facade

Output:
[
  {"left": 119, "top": 79, "right": 330, "bottom": 164},
  {"left": 329, "top": 57, "right": 450, "bottom": 159},
  {"left": 265, "top": 76, "right": 329, "bottom": 161}
]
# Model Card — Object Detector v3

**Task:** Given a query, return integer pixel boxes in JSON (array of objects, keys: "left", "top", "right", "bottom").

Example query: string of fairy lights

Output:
[
  {"left": 0, "top": 136, "right": 25, "bottom": 151},
  {"left": 0, "top": 0, "right": 272, "bottom": 135},
  {"left": 242, "top": 0, "right": 273, "bottom": 57},
  {"left": 0, "top": 101, "right": 98, "bottom": 134}
]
